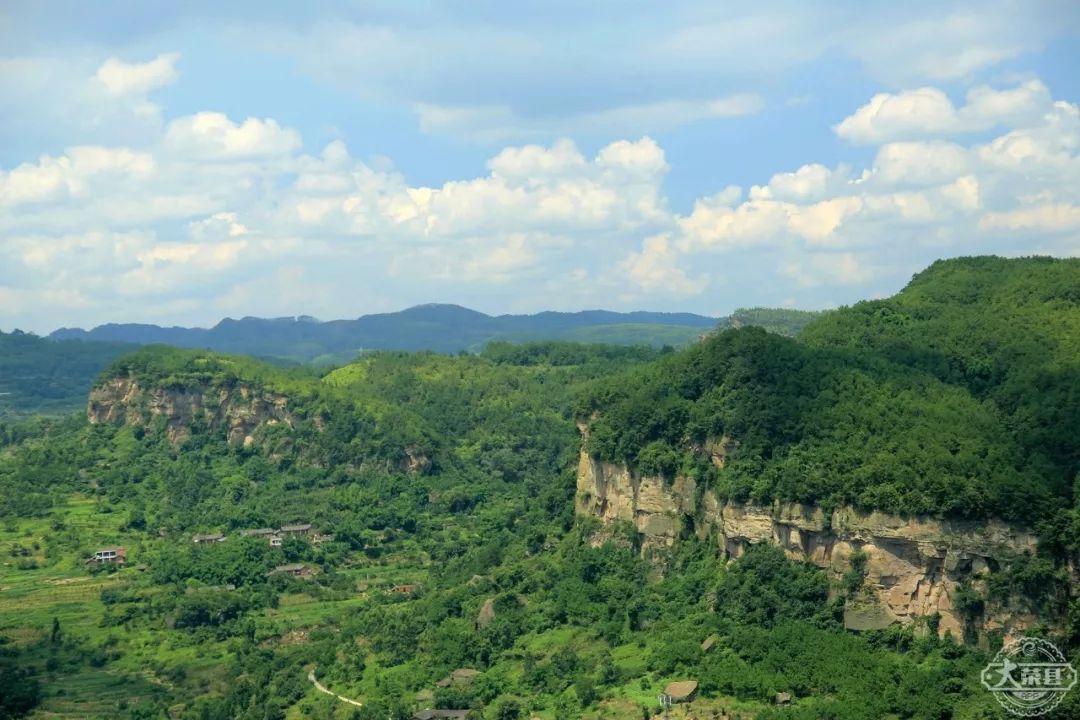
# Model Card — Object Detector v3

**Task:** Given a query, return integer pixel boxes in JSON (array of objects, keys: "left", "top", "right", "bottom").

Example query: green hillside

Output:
[{"left": 546, "top": 323, "right": 708, "bottom": 347}]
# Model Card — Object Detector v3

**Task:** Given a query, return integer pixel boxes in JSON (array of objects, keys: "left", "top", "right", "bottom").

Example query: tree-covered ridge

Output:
[
  {"left": 801, "top": 255, "right": 1080, "bottom": 498},
  {"left": 99, "top": 344, "right": 321, "bottom": 390},
  {"left": 0, "top": 330, "right": 133, "bottom": 417},
  {"left": 577, "top": 327, "right": 1041, "bottom": 520},
  {"left": 62, "top": 343, "right": 658, "bottom": 534}
]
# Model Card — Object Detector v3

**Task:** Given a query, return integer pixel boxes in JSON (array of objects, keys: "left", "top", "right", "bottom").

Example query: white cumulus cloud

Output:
[
  {"left": 2, "top": 75, "right": 1079, "bottom": 329},
  {"left": 164, "top": 112, "right": 303, "bottom": 159},
  {"left": 95, "top": 53, "right": 180, "bottom": 96},
  {"left": 836, "top": 80, "right": 1053, "bottom": 144}
]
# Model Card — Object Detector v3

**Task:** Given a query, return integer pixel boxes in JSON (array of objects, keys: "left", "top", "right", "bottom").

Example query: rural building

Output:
[
  {"left": 240, "top": 528, "right": 282, "bottom": 546},
  {"left": 412, "top": 710, "right": 472, "bottom": 720},
  {"left": 192, "top": 533, "right": 226, "bottom": 545},
  {"left": 267, "top": 563, "right": 314, "bottom": 578},
  {"left": 662, "top": 680, "right": 698, "bottom": 704},
  {"left": 436, "top": 668, "right": 480, "bottom": 688},
  {"left": 701, "top": 634, "right": 718, "bottom": 652},
  {"left": 775, "top": 691, "right": 792, "bottom": 705},
  {"left": 391, "top": 583, "right": 420, "bottom": 595},
  {"left": 312, "top": 533, "right": 335, "bottom": 545},
  {"left": 90, "top": 547, "right": 127, "bottom": 565},
  {"left": 279, "top": 523, "right": 313, "bottom": 537}
]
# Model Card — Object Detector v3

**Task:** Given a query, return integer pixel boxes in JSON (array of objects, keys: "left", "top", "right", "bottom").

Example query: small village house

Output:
[
  {"left": 89, "top": 547, "right": 126, "bottom": 565},
  {"left": 240, "top": 528, "right": 281, "bottom": 546},
  {"left": 412, "top": 710, "right": 471, "bottom": 720},
  {"left": 192, "top": 533, "right": 226, "bottom": 545},
  {"left": 267, "top": 563, "right": 315, "bottom": 578},
  {"left": 278, "top": 523, "right": 313, "bottom": 537},
  {"left": 662, "top": 680, "right": 698, "bottom": 704}
]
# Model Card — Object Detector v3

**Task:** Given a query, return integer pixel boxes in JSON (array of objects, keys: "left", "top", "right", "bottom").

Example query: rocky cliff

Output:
[
  {"left": 88, "top": 376, "right": 301, "bottom": 446},
  {"left": 576, "top": 432, "right": 1041, "bottom": 641}
]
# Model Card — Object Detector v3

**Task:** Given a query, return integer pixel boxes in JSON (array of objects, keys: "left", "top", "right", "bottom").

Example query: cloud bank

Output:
[{"left": 0, "top": 47, "right": 1077, "bottom": 332}]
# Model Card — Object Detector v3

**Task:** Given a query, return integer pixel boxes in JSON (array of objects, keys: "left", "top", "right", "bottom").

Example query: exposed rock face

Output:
[
  {"left": 477, "top": 597, "right": 496, "bottom": 630},
  {"left": 402, "top": 447, "right": 433, "bottom": 475},
  {"left": 88, "top": 376, "right": 300, "bottom": 446},
  {"left": 576, "top": 444, "right": 1040, "bottom": 640}
]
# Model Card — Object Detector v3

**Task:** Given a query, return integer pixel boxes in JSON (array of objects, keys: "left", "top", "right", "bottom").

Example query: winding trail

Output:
[{"left": 309, "top": 668, "right": 364, "bottom": 707}]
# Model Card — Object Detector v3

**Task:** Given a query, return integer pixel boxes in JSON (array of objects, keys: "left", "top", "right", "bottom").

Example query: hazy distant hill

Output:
[
  {"left": 51, "top": 304, "right": 724, "bottom": 362},
  {"left": 0, "top": 331, "right": 134, "bottom": 417}
]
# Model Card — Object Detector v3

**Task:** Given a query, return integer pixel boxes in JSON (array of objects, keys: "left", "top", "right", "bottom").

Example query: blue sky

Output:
[{"left": 1, "top": 1, "right": 1078, "bottom": 332}]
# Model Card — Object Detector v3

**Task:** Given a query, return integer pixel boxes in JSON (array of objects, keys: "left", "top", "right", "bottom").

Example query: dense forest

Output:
[
  {"left": 802, "top": 256, "right": 1080, "bottom": 504},
  {"left": 578, "top": 326, "right": 1042, "bottom": 520},
  {"left": 1, "top": 257, "right": 1079, "bottom": 719}
]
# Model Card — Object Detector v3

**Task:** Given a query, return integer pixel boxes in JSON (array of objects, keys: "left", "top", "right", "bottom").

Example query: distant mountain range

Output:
[
  {"left": 50, "top": 304, "right": 728, "bottom": 363},
  {"left": 0, "top": 305, "right": 817, "bottom": 416}
]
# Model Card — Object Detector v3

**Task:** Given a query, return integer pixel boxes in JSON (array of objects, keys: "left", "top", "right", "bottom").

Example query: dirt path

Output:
[{"left": 308, "top": 668, "right": 364, "bottom": 708}]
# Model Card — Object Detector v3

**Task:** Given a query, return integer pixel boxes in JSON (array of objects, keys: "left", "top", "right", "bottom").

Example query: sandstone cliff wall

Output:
[
  {"left": 88, "top": 376, "right": 300, "bottom": 446},
  {"left": 576, "top": 443, "right": 1040, "bottom": 640}
]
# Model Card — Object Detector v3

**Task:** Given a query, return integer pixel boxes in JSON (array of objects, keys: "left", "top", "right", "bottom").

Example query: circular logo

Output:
[{"left": 981, "top": 637, "right": 1077, "bottom": 717}]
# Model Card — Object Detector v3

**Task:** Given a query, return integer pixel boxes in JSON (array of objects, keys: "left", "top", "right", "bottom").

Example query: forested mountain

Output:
[
  {"left": 2, "top": 257, "right": 1079, "bottom": 720},
  {"left": 577, "top": 326, "right": 1040, "bottom": 520},
  {"left": 801, "top": 256, "right": 1080, "bottom": 501},
  {"left": 579, "top": 257, "right": 1080, "bottom": 524},
  {"left": 51, "top": 305, "right": 723, "bottom": 362},
  {"left": 0, "top": 331, "right": 133, "bottom": 417}
]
